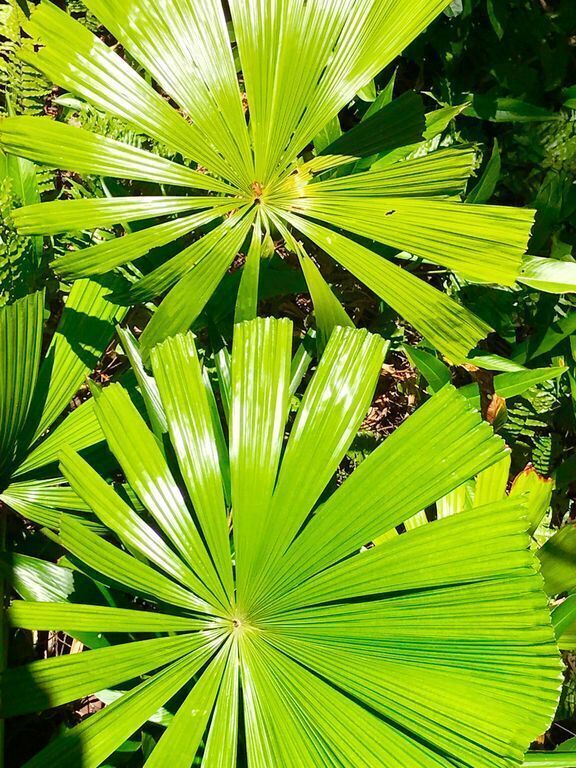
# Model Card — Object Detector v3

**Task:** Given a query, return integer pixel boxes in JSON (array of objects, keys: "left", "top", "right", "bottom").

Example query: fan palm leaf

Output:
[
  {"left": 1, "top": 318, "right": 562, "bottom": 767},
  {"left": 0, "top": 284, "right": 124, "bottom": 528},
  {"left": 0, "top": 0, "right": 542, "bottom": 361}
]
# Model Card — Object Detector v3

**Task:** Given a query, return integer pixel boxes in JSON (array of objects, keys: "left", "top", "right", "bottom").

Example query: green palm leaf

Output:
[
  {"left": 284, "top": 192, "right": 532, "bottom": 284},
  {"left": 319, "top": 90, "right": 426, "bottom": 157},
  {"left": 0, "top": 284, "right": 124, "bottom": 527},
  {"left": 0, "top": 290, "right": 43, "bottom": 477},
  {"left": 20, "top": 1, "right": 243, "bottom": 184},
  {"left": 0, "top": 0, "right": 552, "bottom": 357},
  {"left": 15, "top": 196, "right": 237, "bottom": 237},
  {"left": 0, "top": 117, "right": 233, "bottom": 193},
  {"left": 3, "top": 318, "right": 561, "bottom": 767},
  {"left": 83, "top": 0, "right": 253, "bottom": 189}
]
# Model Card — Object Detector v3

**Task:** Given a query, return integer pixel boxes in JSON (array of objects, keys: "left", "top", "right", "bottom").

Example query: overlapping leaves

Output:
[
  {"left": 0, "top": 0, "right": 541, "bottom": 361},
  {"left": 1, "top": 318, "right": 562, "bottom": 767},
  {"left": 0, "top": 285, "right": 124, "bottom": 528}
]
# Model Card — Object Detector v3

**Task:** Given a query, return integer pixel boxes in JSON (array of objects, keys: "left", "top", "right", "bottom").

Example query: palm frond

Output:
[
  {"left": 2, "top": 318, "right": 561, "bottom": 768},
  {"left": 0, "top": 0, "right": 551, "bottom": 358},
  {"left": 0, "top": 284, "right": 125, "bottom": 527}
]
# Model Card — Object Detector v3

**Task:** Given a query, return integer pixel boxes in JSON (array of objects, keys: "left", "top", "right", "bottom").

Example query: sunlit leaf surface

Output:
[{"left": 2, "top": 318, "right": 561, "bottom": 768}]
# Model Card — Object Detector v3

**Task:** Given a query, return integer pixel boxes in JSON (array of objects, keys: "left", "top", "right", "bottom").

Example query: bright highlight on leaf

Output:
[
  {"left": 2, "top": 318, "right": 561, "bottom": 768},
  {"left": 0, "top": 0, "right": 543, "bottom": 359}
]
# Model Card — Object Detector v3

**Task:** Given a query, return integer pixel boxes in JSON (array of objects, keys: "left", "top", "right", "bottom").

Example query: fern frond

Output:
[
  {"left": 0, "top": 1, "right": 51, "bottom": 117},
  {"left": 0, "top": 174, "right": 37, "bottom": 305}
]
